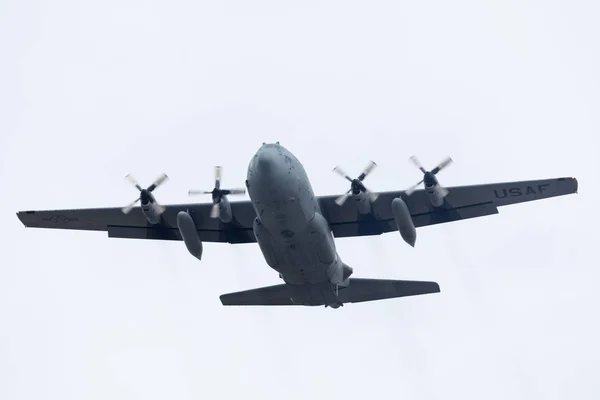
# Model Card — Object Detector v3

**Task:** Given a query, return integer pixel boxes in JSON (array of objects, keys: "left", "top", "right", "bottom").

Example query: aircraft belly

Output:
[
  {"left": 264, "top": 197, "right": 306, "bottom": 234},
  {"left": 259, "top": 209, "right": 337, "bottom": 285},
  {"left": 279, "top": 238, "right": 331, "bottom": 284},
  {"left": 248, "top": 142, "right": 342, "bottom": 285},
  {"left": 253, "top": 202, "right": 327, "bottom": 283}
]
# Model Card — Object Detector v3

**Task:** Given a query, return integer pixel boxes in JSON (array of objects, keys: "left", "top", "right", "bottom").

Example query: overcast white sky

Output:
[{"left": 1, "top": 1, "right": 599, "bottom": 399}]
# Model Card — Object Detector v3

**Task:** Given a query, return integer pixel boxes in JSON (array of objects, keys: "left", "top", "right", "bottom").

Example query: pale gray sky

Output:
[{"left": 1, "top": 1, "right": 598, "bottom": 399}]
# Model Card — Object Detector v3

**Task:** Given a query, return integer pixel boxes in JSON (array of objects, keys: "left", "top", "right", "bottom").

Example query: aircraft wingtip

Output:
[{"left": 16, "top": 211, "right": 27, "bottom": 227}]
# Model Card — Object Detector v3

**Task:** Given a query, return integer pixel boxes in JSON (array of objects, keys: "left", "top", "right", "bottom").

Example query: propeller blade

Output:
[
  {"left": 210, "top": 202, "right": 220, "bottom": 218},
  {"left": 222, "top": 188, "right": 246, "bottom": 195},
  {"left": 121, "top": 198, "right": 140, "bottom": 214},
  {"left": 405, "top": 179, "right": 424, "bottom": 196},
  {"left": 188, "top": 190, "right": 213, "bottom": 196},
  {"left": 358, "top": 161, "right": 377, "bottom": 180},
  {"left": 333, "top": 166, "right": 353, "bottom": 182},
  {"left": 431, "top": 157, "right": 453, "bottom": 175},
  {"left": 409, "top": 156, "right": 427, "bottom": 173},
  {"left": 215, "top": 166, "right": 222, "bottom": 189},
  {"left": 335, "top": 190, "right": 352, "bottom": 206},
  {"left": 125, "top": 174, "right": 143, "bottom": 191},
  {"left": 153, "top": 173, "right": 169, "bottom": 187},
  {"left": 147, "top": 173, "right": 169, "bottom": 192}
]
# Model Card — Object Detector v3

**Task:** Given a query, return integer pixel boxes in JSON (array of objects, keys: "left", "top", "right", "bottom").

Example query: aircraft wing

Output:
[
  {"left": 16, "top": 201, "right": 258, "bottom": 243},
  {"left": 16, "top": 177, "right": 577, "bottom": 243},
  {"left": 320, "top": 177, "right": 578, "bottom": 238}
]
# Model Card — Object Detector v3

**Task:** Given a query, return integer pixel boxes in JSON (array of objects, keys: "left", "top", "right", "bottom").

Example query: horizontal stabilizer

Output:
[
  {"left": 220, "top": 284, "right": 296, "bottom": 306},
  {"left": 337, "top": 278, "right": 440, "bottom": 304},
  {"left": 219, "top": 278, "right": 440, "bottom": 307}
]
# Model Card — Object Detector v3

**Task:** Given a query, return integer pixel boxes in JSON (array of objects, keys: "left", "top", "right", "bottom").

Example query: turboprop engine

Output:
[
  {"left": 177, "top": 211, "right": 203, "bottom": 261},
  {"left": 141, "top": 201, "right": 164, "bottom": 225},
  {"left": 121, "top": 173, "right": 169, "bottom": 224},
  {"left": 332, "top": 161, "right": 379, "bottom": 214},
  {"left": 391, "top": 197, "right": 416, "bottom": 247},
  {"left": 405, "top": 156, "right": 453, "bottom": 207},
  {"left": 188, "top": 166, "right": 246, "bottom": 224}
]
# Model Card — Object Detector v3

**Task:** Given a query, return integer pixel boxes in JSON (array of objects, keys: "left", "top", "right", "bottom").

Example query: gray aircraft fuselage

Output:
[{"left": 246, "top": 143, "right": 353, "bottom": 306}]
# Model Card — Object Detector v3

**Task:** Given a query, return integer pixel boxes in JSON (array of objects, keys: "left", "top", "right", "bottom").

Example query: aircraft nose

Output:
[{"left": 256, "top": 150, "right": 277, "bottom": 173}]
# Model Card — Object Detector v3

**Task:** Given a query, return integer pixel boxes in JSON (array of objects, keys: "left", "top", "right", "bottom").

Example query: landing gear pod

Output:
[
  {"left": 391, "top": 197, "right": 416, "bottom": 247},
  {"left": 177, "top": 211, "right": 203, "bottom": 261}
]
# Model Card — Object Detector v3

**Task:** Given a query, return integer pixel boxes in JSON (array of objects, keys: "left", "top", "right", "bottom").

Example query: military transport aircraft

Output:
[{"left": 16, "top": 142, "right": 578, "bottom": 308}]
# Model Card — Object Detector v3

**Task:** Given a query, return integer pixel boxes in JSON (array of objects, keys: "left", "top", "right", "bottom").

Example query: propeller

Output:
[
  {"left": 332, "top": 161, "right": 379, "bottom": 206},
  {"left": 405, "top": 156, "right": 453, "bottom": 196},
  {"left": 188, "top": 166, "right": 246, "bottom": 218},
  {"left": 121, "top": 173, "right": 169, "bottom": 214}
]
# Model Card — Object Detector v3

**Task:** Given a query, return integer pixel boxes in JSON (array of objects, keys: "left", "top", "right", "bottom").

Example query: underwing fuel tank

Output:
[
  {"left": 391, "top": 197, "right": 416, "bottom": 247},
  {"left": 177, "top": 211, "right": 203, "bottom": 261}
]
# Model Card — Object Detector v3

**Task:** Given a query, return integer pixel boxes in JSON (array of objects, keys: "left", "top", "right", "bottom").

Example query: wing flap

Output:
[
  {"left": 106, "top": 225, "right": 255, "bottom": 243},
  {"left": 328, "top": 201, "right": 499, "bottom": 237},
  {"left": 411, "top": 201, "right": 499, "bottom": 227}
]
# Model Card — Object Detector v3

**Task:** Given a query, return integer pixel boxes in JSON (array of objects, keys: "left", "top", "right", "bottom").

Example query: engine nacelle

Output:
[
  {"left": 391, "top": 197, "right": 416, "bottom": 247},
  {"left": 426, "top": 184, "right": 447, "bottom": 207},
  {"left": 352, "top": 191, "right": 373, "bottom": 214},
  {"left": 177, "top": 211, "right": 203, "bottom": 261},
  {"left": 217, "top": 196, "right": 233, "bottom": 223},
  {"left": 141, "top": 202, "right": 163, "bottom": 224}
]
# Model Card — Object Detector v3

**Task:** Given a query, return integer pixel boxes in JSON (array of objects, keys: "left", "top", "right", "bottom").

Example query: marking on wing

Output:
[
  {"left": 493, "top": 184, "right": 550, "bottom": 198},
  {"left": 41, "top": 215, "right": 79, "bottom": 224}
]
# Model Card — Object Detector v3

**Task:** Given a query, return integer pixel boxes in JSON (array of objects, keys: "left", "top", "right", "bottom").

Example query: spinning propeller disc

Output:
[
  {"left": 332, "top": 161, "right": 379, "bottom": 206},
  {"left": 188, "top": 166, "right": 246, "bottom": 218},
  {"left": 121, "top": 173, "right": 169, "bottom": 214}
]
